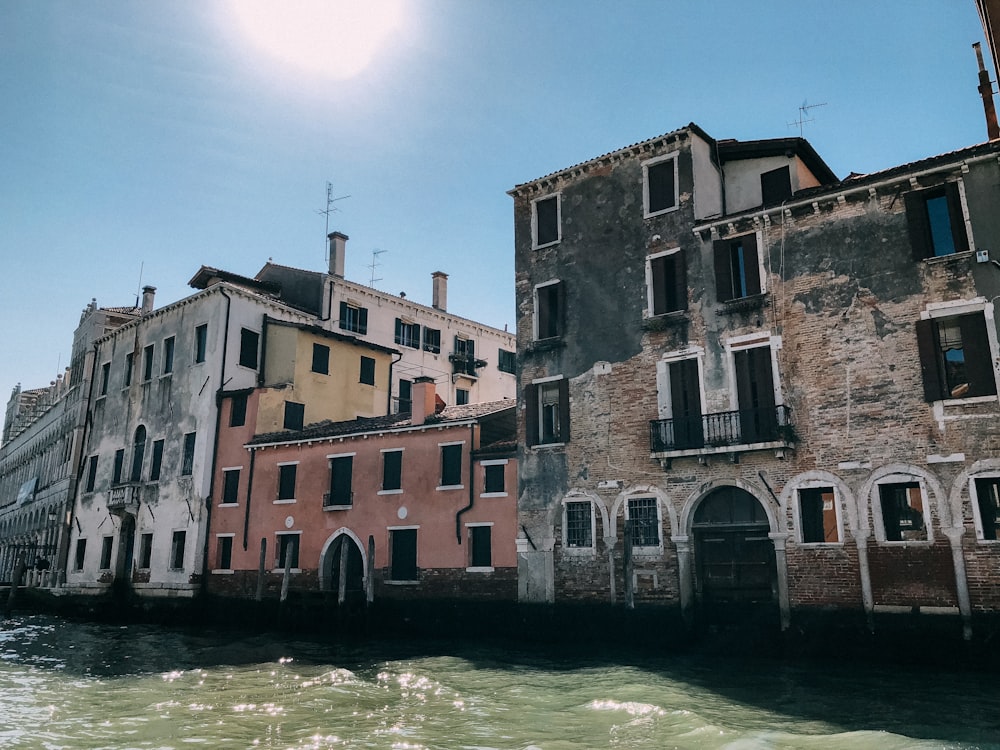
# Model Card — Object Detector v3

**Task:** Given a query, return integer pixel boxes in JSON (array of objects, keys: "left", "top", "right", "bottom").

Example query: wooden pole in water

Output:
[
  {"left": 337, "top": 539, "right": 348, "bottom": 605},
  {"left": 255, "top": 538, "right": 266, "bottom": 602},
  {"left": 279, "top": 544, "right": 291, "bottom": 603},
  {"left": 366, "top": 536, "right": 375, "bottom": 606},
  {"left": 4, "top": 553, "right": 26, "bottom": 618}
]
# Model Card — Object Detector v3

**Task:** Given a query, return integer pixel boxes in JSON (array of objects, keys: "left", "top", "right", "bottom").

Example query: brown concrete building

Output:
[{"left": 511, "top": 123, "right": 1000, "bottom": 637}]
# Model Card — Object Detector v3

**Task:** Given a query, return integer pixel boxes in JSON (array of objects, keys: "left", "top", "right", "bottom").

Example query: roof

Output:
[
  {"left": 100, "top": 305, "right": 142, "bottom": 315},
  {"left": 188, "top": 266, "right": 282, "bottom": 295},
  {"left": 248, "top": 399, "right": 516, "bottom": 448},
  {"left": 717, "top": 137, "right": 837, "bottom": 184}
]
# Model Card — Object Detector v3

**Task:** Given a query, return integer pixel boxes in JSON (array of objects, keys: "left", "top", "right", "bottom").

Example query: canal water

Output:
[{"left": 0, "top": 614, "right": 998, "bottom": 749}]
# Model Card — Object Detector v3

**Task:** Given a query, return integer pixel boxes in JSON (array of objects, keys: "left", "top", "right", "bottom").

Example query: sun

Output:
[{"left": 228, "top": 0, "right": 404, "bottom": 80}]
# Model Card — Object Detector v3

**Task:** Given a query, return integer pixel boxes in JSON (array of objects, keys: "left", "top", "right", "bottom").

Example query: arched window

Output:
[{"left": 130, "top": 426, "right": 147, "bottom": 483}]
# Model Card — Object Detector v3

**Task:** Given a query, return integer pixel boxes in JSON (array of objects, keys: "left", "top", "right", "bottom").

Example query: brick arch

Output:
[
  {"left": 857, "top": 463, "right": 948, "bottom": 539},
  {"left": 608, "top": 484, "right": 675, "bottom": 542},
  {"left": 949, "top": 458, "right": 1000, "bottom": 537},
  {"left": 778, "top": 470, "right": 858, "bottom": 536},
  {"left": 679, "top": 477, "right": 779, "bottom": 536},
  {"left": 549, "top": 489, "right": 609, "bottom": 543},
  {"left": 318, "top": 527, "right": 368, "bottom": 592}
]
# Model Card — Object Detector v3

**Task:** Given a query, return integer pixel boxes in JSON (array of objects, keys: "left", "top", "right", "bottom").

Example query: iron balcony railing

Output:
[
  {"left": 323, "top": 491, "right": 354, "bottom": 509},
  {"left": 650, "top": 405, "right": 793, "bottom": 453},
  {"left": 108, "top": 483, "right": 141, "bottom": 512}
]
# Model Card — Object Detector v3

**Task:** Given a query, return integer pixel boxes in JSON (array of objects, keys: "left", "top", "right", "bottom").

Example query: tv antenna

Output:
[
  {"left": 788, "top": 100, "right": 827, "bottom": 137},
  {"left": 134, "top": 261, "right": 144, "bottom": 308},
  {"left": 317, "top": 181, "right": 350, "bottom": 261},
  {"left": 368, "top": 248, "right": 385, "bottom": 287}
]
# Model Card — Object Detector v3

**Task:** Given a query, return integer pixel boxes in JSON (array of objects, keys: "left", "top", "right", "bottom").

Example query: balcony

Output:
[
  {"left": 323, "top": 491, "right": 353, "bottom": 509},
  {"left": 649, "top": 405, "right": 794, "bottom": 465},
  {"left": 107, "top": 483, "right": 141, "bottom": 514}
]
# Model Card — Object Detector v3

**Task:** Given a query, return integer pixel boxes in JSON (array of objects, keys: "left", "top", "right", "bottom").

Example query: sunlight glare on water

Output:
[{"left": 0, "top": 615, "right": 997, "bottom": 748}]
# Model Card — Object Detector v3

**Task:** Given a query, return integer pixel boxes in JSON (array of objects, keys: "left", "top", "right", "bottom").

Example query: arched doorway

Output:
[
  {"left": 114, "top": 515, "right": 136, "bottom": 596},
  {"left": 692, "top": 486, "right": 776, "bottom": 608},
  {"left": 323, "top": 533, "right": 365, "bottom": 604}
]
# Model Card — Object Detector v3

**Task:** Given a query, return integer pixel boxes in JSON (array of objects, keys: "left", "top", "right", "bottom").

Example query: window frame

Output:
[
  {"left": 169, "top": 529, "right": 186, "bottom": 570},
  {"left": 311, "top": 342, "right": 330, "bottom": 375},
  {"left": 220, "top": 467, "right": 241, "bottom": 506},
  {"left": 149, "top": 439, "right": 164, "bottom": 482},
  {"left": 466, "top": 523, "right": 494, "bottom": 572},
  {"left": 645, "top": 247, "right": 687, "bottom": 317},
  {"left": 73, "top": 538, "right": 87, "bottom": 572},
  {"left": 143, "top": 344, "right": 155, "bottom": 382},
  {"left": 238, "top": 328, "right": 260, "bottom": 370},
  {"left": 916, "top": 302, "right": 999, "bottom": 404},
  {"left": 625, "top": 495, "right": 663, "bottom": 554},
  {"left": 714, "top": 232, "right": 764, "bottom": 303},
  {"left": 905, "top": 181, "right": 971, "bottom": 260},
  {"left": 162, "top": 336, "right": 175, "bottom": 375},
  {"left": 99, "top": 362, "right": 110, "bottom": 396},
  {"left": 563, "top": 499, "right": 596, "bottom": 553},
  {"left": 525, "top": 376, "right": 570, "bottom": 448},
  {"left": 498, "top": 348, "right": 517, "bottom": 375},
  {"left": 214, "top": 534, "right": 234, "bottom": 573},
  {"left": 794, "top": 484, "right": 843, "bottom": 545},
  {"left": 274, "top": 531, "right": 301, "bottom": 571},
  {"left": 642, "top": 152, "right": 680, "bottom": 218},
  {"left": 379, "top": 448, "right": 403, "bottom": 494},
  {"left": 194, "top": 323, "right": 208, "bottom": 364},
  {"left": 872, "top": 478, "right": 932, "bottom": 544},
  {"left": 423, "top": 327, "right": 441, "bottom": 354},
  {"left": 533, "top": 280, "right": 564, "bottom": 341},
  {"left": 481, "top": 459, "right": 507, "bottom": 497},
  {"left": 181, "top": 432, "right": 196, "bottom": 476},
  {"left": 338, "top": 301, "right": 368, "bottom": 335},
  {"left": 325, "top": 452, "right": 355, "bottom": 509},
  {"left": 99, "top": 535, "right": 114, "bottom": 570},
  {"left": 970, "top": 474, "right": 1000, "bottom": 542},
  {"left": 85, "top": 455, "right": 99, "bottom": 493},
  {"left": 276, "top": 462, "right": 298, "bottom": 504},
  {"left": 532, "top": 192, "right": 561, "bottom": 249},
  {"left": 138, "top": 532, "right": 153, "bottom": 570},
  {"left": 283, "top": 401, "right": 305, "bottom": 431},
  {"left": 359, "top": 356, "right": 376, "bottom": 386},
  {"left": 229, "top": 393, "right": 248, "bottom": 427},
  {"left": 394, "top": 318, "right": 421, "bottom": 349},
  {"left": 388, "top": 526, "right": 419, "bottom": 582},
  {"left": 439, "top": 442, "right": 464, "bottom": 489}
]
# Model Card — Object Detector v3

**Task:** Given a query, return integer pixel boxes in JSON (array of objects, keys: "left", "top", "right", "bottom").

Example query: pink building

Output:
[{"left": 206, "top": 378, "right": 516, "bottom": 604}]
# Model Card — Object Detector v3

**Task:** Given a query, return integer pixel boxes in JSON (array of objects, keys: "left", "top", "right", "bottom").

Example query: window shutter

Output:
[
  {"left": 671, "top": 250, "right": 687, "bottom": 312},
  {"left": 651, "top": 255, "right": 667, "bottom": 315},
  {"left": 339, "top": 301, "right": 348, "bottom": 326},
  {"left": 525, "top": 383, "right": 539, "bottom": 447},
  {"left": 904, "top": 191, "right": 932, "bottom": 261},
  {"left": 555, "top": 282, "right": 566, "bottom": 336},
  {"left": 557, "top": 378, "right": 570, "bottom": 442},
  {"left": 915, "top": 319, "right": 943, "bottom": 402},
  {"left": 713, "top": 240, "right": 733, "bottom": 301},
  {"left": 960, "top": 313, "right": 996, "bottom": 397},
  {"left": 742, "top": 234, "right": 762, "bottom": 296},
  {"left": 358, "top": 307, "right": 368, "bottom": 334},
  {"left": 944, "top": 182, "right": 970, "bottom": 254},
  {"left": 394, "top": 318, "right": 402, "bottom": 341}
]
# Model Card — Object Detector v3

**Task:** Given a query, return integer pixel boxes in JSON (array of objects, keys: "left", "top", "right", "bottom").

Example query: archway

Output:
[
  {"left": 692, "top": 486, "right": 776, "bottom": 606},
  {"left": 113, "top": 514, "right": 136, "bottom": 597},
  {"left": 322, "top": 533, "right": 365, "bottom": 604}
]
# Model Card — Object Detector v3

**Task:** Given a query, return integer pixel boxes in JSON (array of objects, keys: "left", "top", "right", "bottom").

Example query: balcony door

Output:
[
  {"left": 734, "top": 346, "right": 777, "bottom": 443},
  {"left": 669, "top": 358, "right": 703, "bottom": 449}
]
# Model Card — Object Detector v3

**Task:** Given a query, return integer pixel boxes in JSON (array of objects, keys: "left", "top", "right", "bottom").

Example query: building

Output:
[
  {"left": 510, "top": 123, "right": 1000, "bottom": 636},
  {"left": 205, "top": 377, "right": 516, "bottom": 603},
  {"left": 0, "top": 300, "right": 138, "bottom": 582}
]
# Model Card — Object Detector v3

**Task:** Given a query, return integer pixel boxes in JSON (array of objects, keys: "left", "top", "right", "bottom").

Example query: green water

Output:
[{"left": 0, "top": 615, "right": 997, "bottom": 749}]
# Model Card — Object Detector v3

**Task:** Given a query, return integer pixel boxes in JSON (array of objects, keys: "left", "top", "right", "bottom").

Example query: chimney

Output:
[
  {"left": 974, "top": 42, "right": 1000, "bottom": 141},
  {"left": 432, "top": 271, "right": 448, "bottom": 311},
  {"left": 328, "top": 232, "right": 348, "bottom": 277},
  {"left": 141, "top": 286, "right": 156, "bottom": 316},
  {"left": 410, "top": 376, "right": 437, "bottom": 426}
]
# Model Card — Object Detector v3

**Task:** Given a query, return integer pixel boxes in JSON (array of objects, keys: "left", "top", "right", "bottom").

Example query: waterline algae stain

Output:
[{"left": 1, "top": 615, "right": 998, "bottom": 748}]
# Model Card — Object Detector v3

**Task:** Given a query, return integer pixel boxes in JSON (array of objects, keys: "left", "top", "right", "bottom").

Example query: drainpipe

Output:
[
  {"left": 258, "top": 315, "right": 269, "bottom": 387},
  {"left": 242, "top": 448, "right": 256, "bottom": 551},
  {"left": 387, "top": 351, "right": 402, "bottom": 415},
  {"left": 455, "top": 423, "right": 477, "bottom": 544},
  {"left": 199, "top": 288, "right": 232, "bottom": 596}
]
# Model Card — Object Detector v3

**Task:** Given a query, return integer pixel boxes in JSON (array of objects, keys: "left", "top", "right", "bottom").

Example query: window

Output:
[
  {"left": 423, "top": 327, "right": 441, "bottom": 353},
  {"left": 565, "top": 501, "right": 594, "bottom": 549},
  {"left": 878, "top": 482, "right": 927, "bottom": 542},
  {"left": 394, "top": 319, "right": 420, "bottom": 349},
  {"left": 112, "top": 448, "right": 125, "bottom": 484},
  {"left": 905, "top": 183, "right": 969, "bottom": 259},
  {"left": 382, "top": 450, "right": 402, "bottom": 492},
  {"left": 534, "top": 281, "right": 564, "bottom": 340},
  {"left": 222, "top": 468, "right": 240, "bottom": 505},
  {"left": 360, "top": 356, "right": 376, "bottom": 386},
  {"left": 733, "top": 345, "right": 779, "bottom": 444},
  {"left": 194, "top": 324, "right": 208, "bottom": 363},
  {"left": 143, "top": 344, "right": 155, "bottom": 381},
  {"left": 468, "top": 525, "right": 492, "bottom": 569},
  {"left": 326, "top": 454, "right": 354, "bottom": 507},
  {"left": 760, "top": 166, "right": 792, "bottom": 207},
  {"left": 239, "top": 328, "right": 259, "bottom": 369},
  {"left": 483, "top": 461, "right": 506, "bottom": 495},
  {"left": 440, "top": 443, "right": 463, "bottom": 487},
  {"left": 276, "top": 533, "right": 300, "bottom": 569},
  {"left": 85, "top": 455, "right": 98, "bottom": 493},
  {"left": 163, "top": 336, "right": 175, "bottom": 374},
  {"left": 532, "top": 193, "right": 561, "bottom": 248},
  {"left": 312, "top": 343, "right": 330, "bottom": 375},
  {"left": 627, "top": 497, "right": 660, "bottom": 548},
  {"left": 389, "top": 528, "right": 418, "bottom": 581},
  {"left": 916, "top": 313, "right": 996, "bottom": 401},
  {"left": 284, "top": 401, "right": 305, "bottom": 431},
  {"left": 99, "top": 536, "right": 114, "bottom": 570},
  {"left": 99, "top": 362, "right": 110, "bottom": 396},
  {"left": 216, "top": 536, "right": 233, "bottom": 571},
  {"left": 170, "top": 530, "right": 186, "bottom": 569},
  {"left": 647, "top": 248, "right": 687, "bottom": 315},
  {"left": 643, "top": 154, "right": 678, "bottom": 217},
  {"left": 138, "top": 533, "right": 152, "bottom": 569},
  {"left": 714, "top": 234, "right": 762, "bottom": 302},
  {"left": 974, "top": 477, "right": 1000, "bottom": 541},
  {"left": 130, "top": 426, "right": 146, "bottom": 482},
  {"left": 277, "top": 463, "right": 297, "bottom": 502},
  {"left": 338, "top": 301, "right": 368, "bottom": 334},
  {"left": 181, "top": 432, "right": 196, "bottom": 476},
  {"left": 73, "top": 539, "right": 86, "bottom": 571},
  {"left": 123, "top": 352, "right": 133, "bottom": 387},
  {"left": 230, "top": 393, "right": 248, "bottom": 427},
  {"left": 456, "top": 388, "right": 469, "bottom": 405},
  {"left": 498, "top": 349, "right": 517, "bottom": 374},
  {"left": 526, "top": 378, "right": 570, "bottom": 446},
  {"left": 653, "top": 356, "right": 704, "bottom": 450},
  {"left": 150, "top": 439, "right": 164, "bottom": 481},
  {"left": 397, "top": 379, "right": 412, "bottom": 413},
  {"left": 798, "top": 487, "right": 839, "bottom": 543},
  {"left": 452, "top": 336, "right": 479, "bottom": 376}
]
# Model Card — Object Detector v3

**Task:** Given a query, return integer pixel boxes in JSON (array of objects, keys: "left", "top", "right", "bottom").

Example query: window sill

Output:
[
  {"left": 796, "top": 541, "right": 844, "bottom": 548},
  {"left": 875, "top": 539, "right": 933, "bottom": 546},
  {"left": 323, "top": 504, "right": 353, "bottom": 511},
  {"left": 273, "top": 498, "right": 296, "bottom": 505},
  {"left": 530, "top": 442, "right": 566, "bottom": 451},
  {"left": 526, "top": 337, "right": 565, "bottom": 355},
  {"left": 385, "top": 579, "right": 420, "bottom": 586},
  {"left": 562, "top": 546, "right": 596, "bottom": 556},
  {"left": 436, "top": 484, "right": 465, "bottom": 491},
  {"left": 630, "top": 546, "right": 663, "bottom": 557},
  {"left": 644, "top": 204, "right": 680, "bottom": 220},
  {"left": 533, "top": 239, "right": 561, "bottom": 251},
  {"left": 923, "top": 248, "right": 975, "bottom": 265},
  {"left": 466, "top": 566, "right": 495, "bottom": 573},
  {"left": 480, "top": 492, "right": 508, "bottom": 499},
  {"left": 270, "top": 568, "right": 301, "bottom": 574},
  {"left": 937, "top": 394, "right": 997, "bottom": 407},
  {"left": 218, "top": 502, "right": 239, "bottom": 508},
  {"left": 378, "top": 489, "right": 403, "bottom": 496},
  {"left": 211, "top": 569, "right": 235, "bottom": 575},
  {"left": 719, "top": 293, "right": 768, "bottom": 313},
  {"left": 642, "top": 311, "right": 688, "bottom": 331}
]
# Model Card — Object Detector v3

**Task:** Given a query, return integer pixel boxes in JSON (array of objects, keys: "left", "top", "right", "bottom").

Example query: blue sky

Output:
[{"left": 0, "top": 1, "right": 992, "bottom": 408}]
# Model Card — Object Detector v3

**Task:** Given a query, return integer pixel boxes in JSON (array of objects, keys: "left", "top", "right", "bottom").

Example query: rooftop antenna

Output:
[
  {"left": 134, "top": 261, "right": 144, "bottom": 308},
  {"left": 368, "top": 248, "right": 385, "bottom": 287},
  {"left": 316, "top": 181, "right": 350, "bottom": 262},
  {"left": 788, "top": 100, "right": 827, "bottom": 137}
]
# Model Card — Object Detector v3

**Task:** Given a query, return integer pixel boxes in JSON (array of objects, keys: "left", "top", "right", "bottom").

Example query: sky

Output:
[{"left": 0, "top": 0, "right": 993, "bottom": 406}]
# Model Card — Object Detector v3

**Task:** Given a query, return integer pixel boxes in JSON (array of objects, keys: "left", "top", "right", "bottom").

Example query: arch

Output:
[
  {"left": 778, "top": 470, "right": 857, "bottom": 543},
  {"left": 609, "top": 484, "right": 676, "bottom": 543},
  {"left": 130, "top": 425, "right": 147, "bottom": 483},
  {"left": 318, "top": 527, "right": 367, "bottom": 597},
  {"left": 951, "top": 458, "right": 1000, "bottom": 541},
  {"left": 858, "top": 463, "right": 946, "bottom": 543},
  {"left": 680, "top": 477, "right": 779, "bottom": 535},
  {"left": 552, "top": 489, "right": 609, "bottom": 547}
]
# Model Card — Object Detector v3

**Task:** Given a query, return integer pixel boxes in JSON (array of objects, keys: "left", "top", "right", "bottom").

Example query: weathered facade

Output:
[
  {"left": 205, "top": 377, "right": 517, "bottom": 603},
  {"left": 511, "top": 123, "right": 1000, "bottom": 636}
]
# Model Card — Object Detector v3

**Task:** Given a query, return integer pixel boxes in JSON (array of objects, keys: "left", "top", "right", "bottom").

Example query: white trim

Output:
[
  {"left": 920, "top": 297, "right": 988, "bottom": 319},
  {"left": 438, "top": 440, "right": 466, "bottom": 447},
  {"left": 655, "top": 349, "right": 706, "bottom": 422},
  {"left": 531, "top": 373, "right": 564, "bottom": 385},
  {"left": 436, "top": 484, "right": 464, "bottom": 491},
  {"left": 870, "top": 475, "right": 934, "bottom": 545},
  {"left": 790, "top": 482, "right": 844, "bottom": 546},
  {"left": 480, "top": 458, "right": 509, "bottom": 466},
  {"left": 561, "top": 495, "right": 598, "bottom": 555},
  {"left": 644, "top": 246, "right": 683, "bottom": 317},
  {"left": 380, "top": 447, "right": 404, "bottom": 454},
  {"left": 377, "top": 489, "right": 404, "bottom": 496},
  {"left": 480, "top": 492, "right": 508, "bottom": 499},
  {"left": 969, "top": 473, "right": 1000, "bottom": 543},
  {"left": 723, "top": 333, "right": 784, "bottom": 411},
  {"left": 642, "top": 151, "right": 680, "bottom": 218},
  {"left": 276, "top": 460, "right": 300, "bottom": 467},
  {"left": 531, "top": 192, "right": 562, "bottom": 249},
  {"left": 533, "top": 279, "right": 562, "bottom": 341},
  {"left": 221, "top": 466, "right": 243, "bottom": 473},
  {"left": 624, "top": 494, "right": 665, "bottom": 556},
  {"left": 326, "top": 451, "right": 357, "bottom": 459},
  {"left": 464, "top": 521, "right": 494, "bottom": 528},
  {"left": 273, "top": 498, "right": 296, "bottom": 505},
  {"left": 215, "top": 532, "right": 235, "bottom": 538},
  {"left": 956, "top": 177, "right": 976, "bottom": 253},
  {"left": 387, "top": 524, "right": 420, "bottom": 531},
  {"left": 465, "top": 566, "right": 495, "bottom": 573}
]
